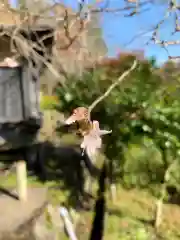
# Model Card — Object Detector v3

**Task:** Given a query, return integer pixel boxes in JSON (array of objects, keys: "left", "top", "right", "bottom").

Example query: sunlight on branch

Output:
[{"left": 88, "top": 59, "right": 137, "bottom": 113}]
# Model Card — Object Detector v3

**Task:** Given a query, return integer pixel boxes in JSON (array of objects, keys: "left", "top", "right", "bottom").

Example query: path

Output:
[{"left": 0, "top": 187, "right": 47, "bottom": 234}]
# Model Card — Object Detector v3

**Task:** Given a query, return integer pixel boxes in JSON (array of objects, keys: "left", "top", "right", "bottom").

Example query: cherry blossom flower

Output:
[
  {"left": 65, "top": 107, "right": 90, "bottom": 125},
  {"left": 65, "top": 107, "right": 112, "bottom": 158},
  {"left": 80, "top": 120, "right": 112, "bottom": 158}
]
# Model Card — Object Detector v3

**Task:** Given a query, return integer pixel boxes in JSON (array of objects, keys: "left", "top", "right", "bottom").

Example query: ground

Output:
[
  {"left": 0, "top": 172, "right": 180, "bottom": 240},
  {"left": 0, "top": 187, "right": 47, "bottom": 233}
]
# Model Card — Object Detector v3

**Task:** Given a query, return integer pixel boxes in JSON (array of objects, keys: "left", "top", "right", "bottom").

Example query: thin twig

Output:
[{"left": 88, "top": 60, "right": 137, "bottom": 113}]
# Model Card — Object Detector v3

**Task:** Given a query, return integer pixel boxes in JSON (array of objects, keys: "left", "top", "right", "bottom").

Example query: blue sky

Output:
[
  {"left": 62, "top": 0, "right": 180, "bottom": 65},
  {"left": 10, "top": 0, "right": 180, "bottom": 64}
]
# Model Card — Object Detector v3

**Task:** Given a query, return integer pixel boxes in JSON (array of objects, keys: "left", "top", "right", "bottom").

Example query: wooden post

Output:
[
  {"left": 16, "top": 160, "right": 27, "bottom": 202},
  {"left": 110, "top": 184, "right": 117, "bottom": 203},
  {"left": 109, "top": 159, "right": 117, "bottom": 203}
]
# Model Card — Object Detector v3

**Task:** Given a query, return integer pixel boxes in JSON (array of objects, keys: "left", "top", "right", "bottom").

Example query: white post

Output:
[
  {"left": 110, "top": 184, "right": 117, "bottom": 203},
  {"left": 16, "top": 160, "right": 27, "bottom": 202}
]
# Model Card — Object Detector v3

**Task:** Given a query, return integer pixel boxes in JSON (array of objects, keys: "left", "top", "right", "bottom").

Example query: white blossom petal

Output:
[
  {"left": 98, "top": 130, "right": 112, "bottom": 136},
  {"left": 65, "top": 116, "right": 76, "bottom": 125}
]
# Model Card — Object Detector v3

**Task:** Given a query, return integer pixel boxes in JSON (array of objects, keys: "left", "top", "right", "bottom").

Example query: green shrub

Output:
[{"left": 54, "top": 54, "right": 180, "bottom": 193}]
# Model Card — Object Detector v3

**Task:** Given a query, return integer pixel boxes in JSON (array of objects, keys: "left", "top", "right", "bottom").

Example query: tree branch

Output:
[{"left": 88, "top": 60, "right": 137, "bottom": 113}]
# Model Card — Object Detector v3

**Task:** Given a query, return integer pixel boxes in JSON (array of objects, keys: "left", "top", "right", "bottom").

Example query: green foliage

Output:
[
  {"left": 55, "top": 53, "right": 180, "bottom": 192},
  {"left": 40, "top": 95, "right": 58, "bottom": 110}
]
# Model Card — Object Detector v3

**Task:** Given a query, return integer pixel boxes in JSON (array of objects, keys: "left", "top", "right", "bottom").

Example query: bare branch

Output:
[
  {"left": 90, "top": 0, "right": 151, "bottom": 13},
  {"left": 88, "top": 60, "right": 137, "bottom": 113}
]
